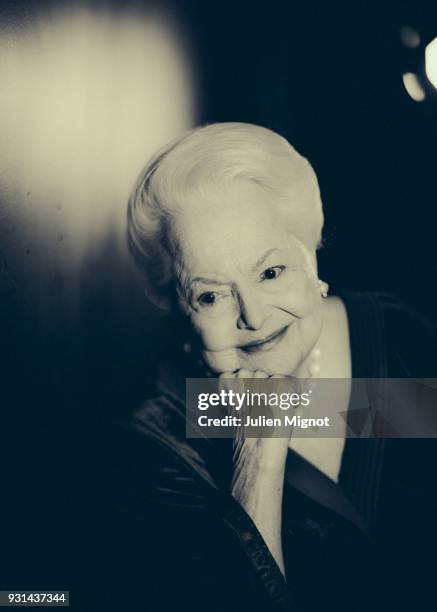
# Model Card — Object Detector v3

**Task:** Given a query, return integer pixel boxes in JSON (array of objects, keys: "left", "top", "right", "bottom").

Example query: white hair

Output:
[{"left": 127, "top": 122, "right": 324, "bottom": 310}]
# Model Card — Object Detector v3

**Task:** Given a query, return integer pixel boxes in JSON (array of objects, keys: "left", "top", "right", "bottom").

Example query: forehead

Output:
[{"left": 172, "top": 180, "right": 307, "bottom": 275}]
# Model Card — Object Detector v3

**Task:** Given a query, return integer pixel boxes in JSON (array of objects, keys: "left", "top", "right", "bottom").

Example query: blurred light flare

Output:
[
  {"left": 0, "top": 6, "right": 194, "bottom": 280},
  {"left": 425, "top": 37, "right": 437, "bottom": 88},
  {"left": 402, "top": 72, "right": 426, "bottom": 102},
  {"left": 399, "top": 26, "right": 421, "bottom": 49}
]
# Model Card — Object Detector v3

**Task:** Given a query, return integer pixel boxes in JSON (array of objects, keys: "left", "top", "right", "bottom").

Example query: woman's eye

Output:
[
  {"left": 260, "top": 266, "right": 285, "bottom": 281},
  {"left": 198, "top": 292, "right": 217, "bottom": 306}
]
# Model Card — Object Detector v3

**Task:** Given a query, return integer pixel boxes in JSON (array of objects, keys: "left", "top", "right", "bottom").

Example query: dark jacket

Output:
[{"left": 93, "top": 292, "right": 437, "bottom": 611}]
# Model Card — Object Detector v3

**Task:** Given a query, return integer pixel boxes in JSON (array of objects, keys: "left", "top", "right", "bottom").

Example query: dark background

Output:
[{"left": 1, "top": 0, "right": 436, "bottom": 606}]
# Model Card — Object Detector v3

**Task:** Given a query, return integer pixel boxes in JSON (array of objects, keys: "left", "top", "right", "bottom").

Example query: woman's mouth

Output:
[{"left": 239, "top": 324, "right": 290, "bottom": 354}]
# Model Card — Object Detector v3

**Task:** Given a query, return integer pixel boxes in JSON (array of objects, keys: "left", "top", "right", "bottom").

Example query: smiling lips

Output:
[{"left": 239, "top": 324, "right": 291, "bottom": 353}]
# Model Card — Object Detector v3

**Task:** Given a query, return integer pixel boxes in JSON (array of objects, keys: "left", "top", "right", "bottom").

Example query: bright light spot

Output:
[
  {"left": 399, "top": 25, "right": 421, "bottom": 48},
  {"left": 425, "top": 37, "right": 437, "bottom": 88},
  {"left": 0, "top": 6, "right": 194, "bottom": 278},
  {"left": 402, "top": 72, "right": 426, "bottom": 102}
]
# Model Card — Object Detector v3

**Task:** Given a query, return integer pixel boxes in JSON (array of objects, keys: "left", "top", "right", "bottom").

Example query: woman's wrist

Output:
[
  {"left": 230, "top": 438, "right": 288, "bottom": 524},
  {"left": 232, "top": 437, "right": 289, "bottom": 478},
  {"left": 230, "top": 437, "right": 287, "bottom": 576}
]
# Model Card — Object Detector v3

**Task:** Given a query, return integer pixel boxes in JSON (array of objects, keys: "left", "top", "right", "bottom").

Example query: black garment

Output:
[{"left": 97, "top": 292, "right": 436, "bottom": 611}]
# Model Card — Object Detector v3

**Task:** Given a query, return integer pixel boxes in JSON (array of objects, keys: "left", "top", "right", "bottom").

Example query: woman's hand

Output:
[
  {"left": 219, "top": 369, "right": 293, "bottom": 472},
  {"left": 219, "top": 369, "right": 293, "bottom": 577}
]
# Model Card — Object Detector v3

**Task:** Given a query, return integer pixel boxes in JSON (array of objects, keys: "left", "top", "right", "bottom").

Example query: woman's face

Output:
[{"left": 173, "top": 180, "right": 323, "bottom": 376}]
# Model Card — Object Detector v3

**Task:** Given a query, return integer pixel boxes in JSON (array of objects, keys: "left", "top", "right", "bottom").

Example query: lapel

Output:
[{"left": 284, "top": 448, "right": 368, "bottom": 533}]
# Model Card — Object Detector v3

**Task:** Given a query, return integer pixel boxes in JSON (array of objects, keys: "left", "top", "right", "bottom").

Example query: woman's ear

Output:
[
  {"left": 310, "top": 251, "right": 318, "bottom": 277},
  {"left": 297, "top": 238, "right": 319, "bottom": 280}
]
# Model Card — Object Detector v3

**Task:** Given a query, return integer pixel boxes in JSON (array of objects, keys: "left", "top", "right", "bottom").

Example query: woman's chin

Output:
[{"left": 201, "top": 345, "right": 302, "bottom": 377}]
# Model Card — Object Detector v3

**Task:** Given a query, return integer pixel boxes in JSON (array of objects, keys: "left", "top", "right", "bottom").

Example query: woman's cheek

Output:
[
  {"left": 284, "top": 279, "right": 320, "bottom": 320},
  {"left": 190, "top": 312, "right": 236, "bottom": 351},
  {"left": 273, "top": 277, "right": 317, "bottom": 317}
]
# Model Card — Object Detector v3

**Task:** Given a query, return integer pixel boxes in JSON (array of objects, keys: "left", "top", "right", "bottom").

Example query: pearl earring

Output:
[{"left": 318, "top": 279, "right": 329, "bottom": 298}]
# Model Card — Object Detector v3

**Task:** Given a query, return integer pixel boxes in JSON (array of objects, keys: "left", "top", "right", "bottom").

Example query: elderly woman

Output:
[{"left": 108, "top": 123, "right": 435, "bottom": 611}]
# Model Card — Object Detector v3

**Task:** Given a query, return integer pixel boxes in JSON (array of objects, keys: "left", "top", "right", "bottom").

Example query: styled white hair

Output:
[{"left": 127, "top": 122, "right": 324, "bottom": 310}]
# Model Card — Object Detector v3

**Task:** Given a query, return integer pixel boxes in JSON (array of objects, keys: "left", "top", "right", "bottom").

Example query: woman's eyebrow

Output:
[
  {"left": 190, "top": 249, "right": 281, "bottom": 286},
  {"left": 252, "top": 248, "right": 280, "bottom": 271}
]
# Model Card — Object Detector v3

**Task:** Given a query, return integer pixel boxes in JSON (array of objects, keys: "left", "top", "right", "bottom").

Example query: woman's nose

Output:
[{"left": 236, "top": 290, "right": 270, "bottom": 331}]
